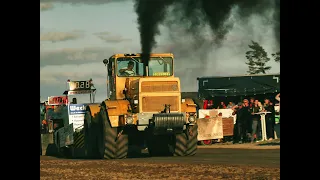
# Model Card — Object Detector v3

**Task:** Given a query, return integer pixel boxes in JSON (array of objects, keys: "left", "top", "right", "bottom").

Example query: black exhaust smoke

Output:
[
  {"left": 134, "top": 0, "right": 280, "bottom": 71},
  {"left": 134, "top": 0, "right": 175, "bottom": 75}
]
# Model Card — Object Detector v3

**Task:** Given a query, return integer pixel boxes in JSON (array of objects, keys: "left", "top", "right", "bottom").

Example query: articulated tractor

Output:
[{"left": 83, "top": 53, "right": 199, "bottom": 159}]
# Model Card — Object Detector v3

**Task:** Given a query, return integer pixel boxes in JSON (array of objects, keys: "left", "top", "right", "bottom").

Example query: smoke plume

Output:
[
  {"left": 134, "top": 0, "right": 280, "bottom": 64},
  {"left": 134, "top": 0, "right": 175, "bottom": 73}
]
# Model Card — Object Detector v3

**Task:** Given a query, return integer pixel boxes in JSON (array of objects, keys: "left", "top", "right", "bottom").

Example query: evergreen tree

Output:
[
  {"left": 245, "top": 58, "right": 257, "bottom": 74},
  {"left": 272, "top": 51, "right": 280, "bottom": 63},
  {"left": 245, "top": 41, "right": 271, "bottom": 74}
]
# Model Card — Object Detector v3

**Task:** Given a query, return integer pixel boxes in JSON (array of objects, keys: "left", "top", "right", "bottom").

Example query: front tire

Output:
[
  {"left": 185, "top": 124, "right": 198, "bottom": 156},
  {"left": 173, "top": 124, "right": 198, "bottom": 156}
]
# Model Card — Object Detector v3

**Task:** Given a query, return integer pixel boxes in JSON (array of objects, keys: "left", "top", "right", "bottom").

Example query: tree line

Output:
[{"left": 245, "top": 41, "right": 280, "bottom": 75}]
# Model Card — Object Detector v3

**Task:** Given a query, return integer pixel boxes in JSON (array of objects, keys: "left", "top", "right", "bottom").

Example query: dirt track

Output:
[{"left": 40, "top": 145, "right": 280, "bottom": 180}]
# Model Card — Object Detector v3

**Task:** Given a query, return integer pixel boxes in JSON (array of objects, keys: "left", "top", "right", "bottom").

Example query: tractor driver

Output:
[{"left": 119, "top": 61, "right": 136, "bottom": 76}]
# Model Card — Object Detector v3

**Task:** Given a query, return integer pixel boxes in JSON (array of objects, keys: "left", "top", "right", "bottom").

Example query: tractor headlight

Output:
[
  {"left": 126, "top": 115, "right": 133, "bottom": 124},
  {"left": 188, "top": 115, "right": 195, "bottom": 123}
]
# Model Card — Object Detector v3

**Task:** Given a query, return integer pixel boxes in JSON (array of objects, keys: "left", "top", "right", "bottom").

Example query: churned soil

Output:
[
  {"left": 41, "top": 151, "right": 279, "bottom": 180},
  {"left": 41, "top": 139, "right": 280, "bottom": 179}
]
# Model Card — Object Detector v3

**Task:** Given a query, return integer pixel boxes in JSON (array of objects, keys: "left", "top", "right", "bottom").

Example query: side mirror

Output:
[{"left": 103, "top": 59, "right": 109, "bottom": 66}]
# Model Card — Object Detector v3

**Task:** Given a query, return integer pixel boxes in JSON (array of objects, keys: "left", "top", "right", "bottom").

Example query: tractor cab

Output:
[{"left": 103, "top": 53, "right": 174, "bottom": 100}]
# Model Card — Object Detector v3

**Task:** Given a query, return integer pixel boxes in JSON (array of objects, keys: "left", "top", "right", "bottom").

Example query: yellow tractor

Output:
[{"left": 84, "top": 53, "right": 198, "bottom": 159}]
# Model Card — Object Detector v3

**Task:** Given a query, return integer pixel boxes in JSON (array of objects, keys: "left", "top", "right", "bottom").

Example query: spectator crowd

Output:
[{"left": 202, "top": 93, "right": 280, "bottom": 143}]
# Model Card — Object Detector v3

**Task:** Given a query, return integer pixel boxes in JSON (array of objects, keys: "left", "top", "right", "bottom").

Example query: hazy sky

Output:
[{"left": 40, "top": 0, "right": 280, "bottom": 102}]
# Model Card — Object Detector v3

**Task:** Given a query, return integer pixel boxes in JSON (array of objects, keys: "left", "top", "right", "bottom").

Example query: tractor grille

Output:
[
  {"left": 142, "top": 96, "right": 179, "bottom": 112},
  {"left": 141, "top": 81, "right": 179, "bottom": 92}
]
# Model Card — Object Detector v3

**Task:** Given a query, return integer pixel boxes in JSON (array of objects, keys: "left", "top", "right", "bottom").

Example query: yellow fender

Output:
[
  {"left": 86, "top": 104, "right": 101, "bottom": 124},
  {"left": 181, "top": 98, "right": 197, "bottom": 113},
  {"left": 101, "top": 100, "right": 130, "bottom": 127}
]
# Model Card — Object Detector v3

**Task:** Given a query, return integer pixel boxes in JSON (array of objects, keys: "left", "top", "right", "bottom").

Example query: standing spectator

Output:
[
  {"left": 203, "top": 99, "right": 214, "bottom": 109},
  {"left": 249, "top": 97, "right": 255, "bottom": 108},
  {"left": 250, "top": 99, "right": 262, "bottom": 143},
  {"left": 263, "top": 98, "right": 276, "bottom": 140},
  {"left": 217, "top": 101, "right": 227, "bottom": 109},
  {"left": 258, "top": 101, "right": 263, "bottom": 111},
  {"left": 227, "top": 101, "right": 235, "bottom": 109},
  {"left": 242, "top": 99, "right": 252, "bottom": 141},
  {"left": 232, "top": 103, "right": 246, "bottom": 143}
]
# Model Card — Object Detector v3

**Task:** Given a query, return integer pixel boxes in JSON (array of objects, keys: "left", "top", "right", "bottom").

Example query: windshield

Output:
[{"left": 116, "top": 57, "right": 173, "bottom": 77}]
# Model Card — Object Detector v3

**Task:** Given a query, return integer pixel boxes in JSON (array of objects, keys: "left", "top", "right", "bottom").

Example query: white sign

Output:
[
  {"left": 198, "top": 109, "right": 212, "bottom": 119},
  {"left": 197, "top": 117, "right": 223, "bottom": 141},
  {"left": 69, "top": 114, "right": 85, "bottom": 130},
  {"left": 68, "top": 104, "right": 86, "bottom": 131},
  {"left": 199, "top": 109, "right": 236, "bottom": 124}
]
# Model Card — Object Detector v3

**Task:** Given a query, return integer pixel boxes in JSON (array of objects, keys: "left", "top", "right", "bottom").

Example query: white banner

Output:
[{"left": 197, "top": 117, "right": 223, "bottom": 141}]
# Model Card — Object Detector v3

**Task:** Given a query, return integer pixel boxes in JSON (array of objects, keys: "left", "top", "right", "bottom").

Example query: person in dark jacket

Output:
[
  {"left": 232, "top": 103, "right": 245, "bottom": 143},
  {"left": 250, "top": 99, "right": 262, "bottom": 143},
  {"left": 242, "top": 99, "right": 252, "bottom": 141},
  {"left": 263, "top": 98, "right": 276, "bottom": 140},
  {"left": 249, "top": 97, "right": 255, "bottom": 108},
  {"left": 232, "top": 101, "right": 250, "bottom": 143}
]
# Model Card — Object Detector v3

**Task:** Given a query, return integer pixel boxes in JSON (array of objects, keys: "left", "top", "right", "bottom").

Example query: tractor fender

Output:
[
  {"left": 86, "top": 104, "right": 101, "bottom": 124},
  {"left": 181, "top": 98, "right": 197, "bottom": 113},
  {"left": 101, "top": 100, "right": 130, "bottom": 127}
]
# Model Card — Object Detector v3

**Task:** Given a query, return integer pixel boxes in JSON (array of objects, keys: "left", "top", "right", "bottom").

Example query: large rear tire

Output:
[{"left": 97, "top": 107, "right": 128, "bottom": 159}]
